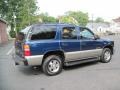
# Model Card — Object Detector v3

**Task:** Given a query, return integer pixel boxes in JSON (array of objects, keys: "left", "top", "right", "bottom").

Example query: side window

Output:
[
  {"left": 31, "top": 25, "right": 56, "bottom": 40},
  {"left": 80, "top": 28, "right": 94, "bottom": 39},
  {"left": 62, "top": 27, "right": 77, "bottom": 39}
]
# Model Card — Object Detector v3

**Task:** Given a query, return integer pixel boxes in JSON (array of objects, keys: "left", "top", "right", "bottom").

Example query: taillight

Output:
[{"left": 24, "top": 44, "right": 31, "bottom": 56}]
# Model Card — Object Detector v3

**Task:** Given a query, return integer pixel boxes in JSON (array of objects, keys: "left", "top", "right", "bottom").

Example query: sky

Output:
[{"left": 37, "top": 0, "right": 120, "bottom": 21}]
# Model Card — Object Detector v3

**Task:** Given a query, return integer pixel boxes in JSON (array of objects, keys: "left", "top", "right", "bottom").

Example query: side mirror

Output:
[{"left": 94, "top": 35, "right": 100, "bottom": 40}]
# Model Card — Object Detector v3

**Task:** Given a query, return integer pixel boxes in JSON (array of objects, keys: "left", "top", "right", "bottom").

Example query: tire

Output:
[
  {"left": 100, "top": 48, "right": 112, "bottom": 63},
  {"left": 42, "top": 55, "right": 63, "bottom": 76}
]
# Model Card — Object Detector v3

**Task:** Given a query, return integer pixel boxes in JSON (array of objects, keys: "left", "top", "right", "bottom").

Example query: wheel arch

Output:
[
  {"left": 103, "top": 45, "right": 113, "bottom": 54},
  {"left": 42, "top": 50, "right": 65, "bottom": 64}
]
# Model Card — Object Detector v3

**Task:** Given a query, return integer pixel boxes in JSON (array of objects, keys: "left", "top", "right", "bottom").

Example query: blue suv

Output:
[{"left": 13, "top": 23, "right": 114, "bottom": 76}]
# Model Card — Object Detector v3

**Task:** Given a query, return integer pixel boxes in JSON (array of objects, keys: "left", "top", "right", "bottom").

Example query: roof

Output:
[
  {"left": 21, "top": 23, "right": 79, "bottom": 32},
  {"left": 0, "top": 18, "right": 7, "bottom": 24},
  {"left": 86, "top": 22, "right": 110, "bottom": 30},
  {"left": 113, "top": 17, "right": 120, "bottom": 22}
]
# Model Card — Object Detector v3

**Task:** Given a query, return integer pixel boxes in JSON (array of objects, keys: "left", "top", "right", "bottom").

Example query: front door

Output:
[{"left": 79, "top": 27, "right": 102, "bottom": 59}]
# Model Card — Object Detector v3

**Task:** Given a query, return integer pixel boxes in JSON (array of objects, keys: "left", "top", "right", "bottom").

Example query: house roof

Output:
[
  {"left": 113, "top": 17, "right": 120, "bottom": 22},
  {"left": 0, "top": 18, "right": 7, "bottom": 24},
  {"left": 86, "top": 22, "right": 110, "bottom": 30}
]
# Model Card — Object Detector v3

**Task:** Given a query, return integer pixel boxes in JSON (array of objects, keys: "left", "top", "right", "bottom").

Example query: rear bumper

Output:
[
  {"left": 25, "top": 55, "right": 43, "bottom": 66},
  {"left": 12, "top": 54, "right": 43, "bottom": 66}
]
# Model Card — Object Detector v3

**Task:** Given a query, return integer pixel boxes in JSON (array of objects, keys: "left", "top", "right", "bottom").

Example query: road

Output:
[{"left": 0, "top": 35, "right": 120, "bottom": 90}]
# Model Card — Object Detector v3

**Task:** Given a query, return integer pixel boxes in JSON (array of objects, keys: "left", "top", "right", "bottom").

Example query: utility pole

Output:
[
  {"left": 92, "top": 14, "right": 94, "bottom": 29},
  {"left": 58, "top": 16, "right": 62, "bottom": 23}
]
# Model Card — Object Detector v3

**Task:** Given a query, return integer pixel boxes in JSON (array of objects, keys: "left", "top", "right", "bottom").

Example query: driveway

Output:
[{"left": 0, "top": 35, "right": 120, "bottom": 90}]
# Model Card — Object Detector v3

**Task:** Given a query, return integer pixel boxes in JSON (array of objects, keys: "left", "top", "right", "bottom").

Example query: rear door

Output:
[
  {"left": 60, "top": 26, "right": 80, "bottom": 61},
  {"left": 79, "top": 27, "right": 103, "bottom": 59}
]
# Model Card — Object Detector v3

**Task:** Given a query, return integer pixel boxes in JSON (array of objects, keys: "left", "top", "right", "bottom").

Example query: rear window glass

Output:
[{"left": 31, "top": 25, "right": 56, "bottom": 40}]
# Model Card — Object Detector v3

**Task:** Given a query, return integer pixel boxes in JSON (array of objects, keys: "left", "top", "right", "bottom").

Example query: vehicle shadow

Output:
[
  {"left": 17, "top": 61, "right": 100, "bottom": 75},
  {"left": 17, "top": 66, "right": 43, "bottom": 76},
  {"left": 63, "top": 61, "right": 100, "bottom": 71}
]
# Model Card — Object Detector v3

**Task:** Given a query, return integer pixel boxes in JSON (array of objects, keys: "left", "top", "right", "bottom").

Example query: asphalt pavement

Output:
[{"left": 0, "top": 35, "right": 120, "bottom": 90}]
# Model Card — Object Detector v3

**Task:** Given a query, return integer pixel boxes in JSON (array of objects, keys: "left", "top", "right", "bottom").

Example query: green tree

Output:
[
  {"left": 16, "top": 0, "right": 38, "bottom": 32},
  {"left": 59, "top": 16, "right": 79, "bottom": 25},
  {"left": 38, "top": 13, "right": 57, "bottom": 23},
  {"left": 95, "top": 17, "right": 104, "bottom": 23},
  {"left": 0, "top": 0, "right": 38, "bottom": 38},
  {"left": 65, "top": 11, "right": 89, "bottom": 26}
]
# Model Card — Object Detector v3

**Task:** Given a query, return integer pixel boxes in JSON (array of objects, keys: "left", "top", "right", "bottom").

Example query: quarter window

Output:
[{"left": 31, "top": 25, "right": 56, "bottom": 40}]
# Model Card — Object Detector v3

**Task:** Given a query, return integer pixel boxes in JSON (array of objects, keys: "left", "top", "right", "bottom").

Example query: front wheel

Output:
[
  {"left": 42, "top": 55, "right": 63, "bottom": 76},
  {"left": 100, "top": 48, "right": 112, "bottom": 63}
]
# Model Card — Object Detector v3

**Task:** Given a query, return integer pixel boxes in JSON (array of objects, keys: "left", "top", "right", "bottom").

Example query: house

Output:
[
  {"left": 86, "top": 22, "right": 110, "bottom": 34},
  {"left": 110, "top": 17, "right": 120, "bottom": 33},
  {"left": 0, "top": 18, "right": 8, "bottom": 44}
]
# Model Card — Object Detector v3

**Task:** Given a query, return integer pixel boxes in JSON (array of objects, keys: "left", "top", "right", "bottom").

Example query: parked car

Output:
[{"left": 13, "top": 23, "right": 114, "bottom": 76}]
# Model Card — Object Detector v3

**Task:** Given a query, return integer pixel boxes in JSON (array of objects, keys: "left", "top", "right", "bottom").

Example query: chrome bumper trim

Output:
[{"left": 25, "top": 55, "right": 43, "bottom": 66}]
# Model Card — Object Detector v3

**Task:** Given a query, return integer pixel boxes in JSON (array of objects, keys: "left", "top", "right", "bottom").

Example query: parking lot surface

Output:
[{"left": 0, "top": 35, "right": 120, "bottom": 90}]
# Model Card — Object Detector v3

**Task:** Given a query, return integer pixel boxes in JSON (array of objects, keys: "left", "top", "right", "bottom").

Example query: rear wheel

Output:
[
  {"left": 100, "top": 48, "right": 112, "bottom": 63},
  {"left": 42, "top": 55, "right": 63, "bottom": 76}
]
